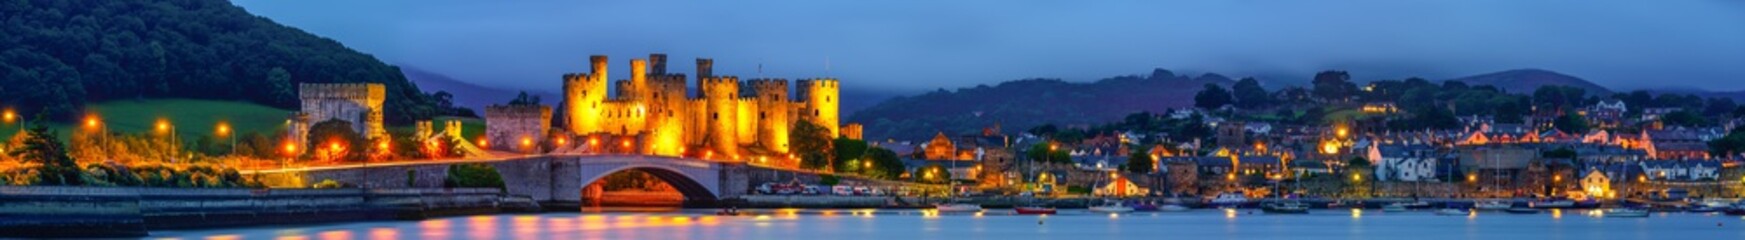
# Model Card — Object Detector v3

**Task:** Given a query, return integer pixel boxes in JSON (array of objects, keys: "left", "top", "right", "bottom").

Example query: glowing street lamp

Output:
[
  {"left": 84, "top": 115, "right": 101, "bottom": 129},
  {"left": 2, "top": 109, "right": 14, "bottom": 123},
  {"left": 155, "top": 119, "right": 170, "bottom": 133}
]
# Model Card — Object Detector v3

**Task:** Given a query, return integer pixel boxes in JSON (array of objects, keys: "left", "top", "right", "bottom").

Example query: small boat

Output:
[
  {"left": 1381, "top": 204, "right": 1408, "bottom": 212},
  {"left": 1530, "top": 199, "right": 1575, "bottom": 209},
  {"left": 1603, "top": 208, "right": 1650, "bottom": 218},
  {"left": 1158, "top": 204, "right": 1191, "bottom": 212},
  {"left": 1014, "top": 206, "right": 1057, "bottom": 215},
  {"left": 1723, "top": 207, "right": 1745, "bottom": 216},
  {"left": 1089, "top": 201, "right": 1135, "bottom": 213},
  {"left": 935, "top": 203, "right": 983, "bottom": 212},
  {"left": 1131, "top": 202, "right": 1161, "bottom": 212},
  {"left": 1475, "top": 200, "right": 1511, "bottom": 211},
  {"left": 1504, "top": 206, "right": 1541, "bottom": 214},
  {"left": 1688, "top": 206, "right": 1722, "bottom": 213},
  {"left": 1207, "top": 192, "right": 1250, "bottom": 208},
  {"left": 1401, "top": 201, "right": 1432, "bottom": 209},
  {"left": 1434, "top": 208, "right": 1469, "bottom": 216},
  {"left": 1261, "top": 201, "right": 1310, "bottom": 214}
]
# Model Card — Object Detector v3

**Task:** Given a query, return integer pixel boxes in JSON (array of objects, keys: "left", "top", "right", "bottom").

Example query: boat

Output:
[
  {"left": 1504, "top": 206, "right": 1541, "bottom": 214},
  {"left": 1207, "top": 192, "right": 1250, "bottom": 208},
  {"left": 1689, "top": 205, "right": 1722, "bottom": 213},
  {"left": 1014, "top": 206, "right": 1057, "bottom": 215},
  {"left": 1131, "top": 202, "right": 1161, "bottom": 212},
  {"left": 935, "top": 203, "right": 983, "bottom": 213},
  {"left": 1475, "top": 200, "right": 1511, "bottom": 211},
  {"left": 1400, "top": 201, "right": 1431, "bottom": 209},
  {"left": 1434, "top": 208, "right": 1469, "bottom": 216},
  {"left": 1603, "top": 208, "right": 1650, "bottom": 218},
  {"left": 1261, "top": 201, "right": 1310, "bottom": 214},
  {"left": 1724, "top": 208, "right": 1745, "bottom": 216},
  {"left": 1089, "top": 201, "right": 1135, "bottom": 213},
  {"left": 1529, "top": 198, "right": 1575, "bottom": 209},
  {"left": 1381, "top": 204, "right": 1408, "bottom": 212}
]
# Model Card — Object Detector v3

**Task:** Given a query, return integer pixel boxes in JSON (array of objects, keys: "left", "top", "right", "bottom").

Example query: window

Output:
[{"left": 713, "top": 113, "right": 719, "bottom": 120}]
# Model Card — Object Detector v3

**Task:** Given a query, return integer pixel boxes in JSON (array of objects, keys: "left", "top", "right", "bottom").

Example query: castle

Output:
[
  {"left": 558, "top": 54, "right": 841, "bottom": 160},
  {"left": 289, "top": 83, "right": 388, "bottom": 147}
]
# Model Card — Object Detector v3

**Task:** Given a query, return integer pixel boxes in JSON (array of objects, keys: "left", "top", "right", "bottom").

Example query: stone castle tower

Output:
[
  {"left": 290, "top": 83, "right": 387, "bottom": 148},
  {"left": 557, "top": 53, "right": 842, "bottom": 160}
]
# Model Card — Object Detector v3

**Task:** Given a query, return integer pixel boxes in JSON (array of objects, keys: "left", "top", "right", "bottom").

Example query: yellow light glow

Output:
[
  {"left": 1336, "top": 127, "right": 1349, "bottom": 138},
  {"left": 1352, "top": 174, "right": 1362, "bottom": 181},
  {"left": 155, "top": 119, "right": 169, "bottom": 132},
  {"left": 1467, "top": 174, "right": 1477, "bottom": 182},
  {"left": 521, "top": 137, "right": 532, "bottom": 146},
  {"left": 215, "top": 123, "right": 230, "bottom": 136},
  {"left": 556, "top": 138, "right": 567, "bottom": 145},
  {"left": 478, "top": 139, "right": 489, "bottom": 147},
  {"left": 2, "top": 109, "right": 14, "bottom": 122},
  {"left": 1321, "top": 142, "right": 1340, "bottom": 155},
  {"left": 84, "top": 116, "right": 99, "bottom": 128},
  {"left": 1351, "top": 208, "right": 1362, "bottom": 219},
  {"left": 284, "top": 143, "right": 297, "bottom": 154}
]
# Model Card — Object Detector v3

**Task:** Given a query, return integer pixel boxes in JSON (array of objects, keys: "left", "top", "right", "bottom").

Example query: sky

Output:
[{"left": 233, "top": 0, "right": 1745, "bottom": 94}]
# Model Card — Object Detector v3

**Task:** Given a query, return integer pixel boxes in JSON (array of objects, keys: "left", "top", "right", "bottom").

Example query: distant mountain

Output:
[
  {"left": 401, "top": 67, "right": 558, "bottom": 112},
  {"left": 848, "top": 69, "right": 1233, "bottom": 141},
  {"left": 1441, "top": 69, "right": 1612, "bottom": 95}
]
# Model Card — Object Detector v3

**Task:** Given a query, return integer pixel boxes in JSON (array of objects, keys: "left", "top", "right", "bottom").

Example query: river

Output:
[{"left": 151, "top": 208, "right": 1743, "bottom": 239}]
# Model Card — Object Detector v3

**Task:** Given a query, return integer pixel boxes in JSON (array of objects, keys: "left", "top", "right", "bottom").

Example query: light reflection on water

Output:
[{"left": 148, "top": 209, "right": 1743, "bottom": 240}]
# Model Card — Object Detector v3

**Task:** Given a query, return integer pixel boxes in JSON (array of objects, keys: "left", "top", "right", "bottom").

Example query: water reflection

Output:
[{"left": 148, "top": 209, "right": 1739, "bottom": 240}]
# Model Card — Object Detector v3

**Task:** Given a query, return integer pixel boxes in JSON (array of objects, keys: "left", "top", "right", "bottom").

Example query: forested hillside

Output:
[{"left": 0, "top": 0, "right": 445, "bottom": 123}]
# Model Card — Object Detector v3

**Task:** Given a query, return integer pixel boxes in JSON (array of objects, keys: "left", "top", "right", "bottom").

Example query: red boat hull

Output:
[{"left": 1015, "top": 207, "right": 1057, "bottom": 215}]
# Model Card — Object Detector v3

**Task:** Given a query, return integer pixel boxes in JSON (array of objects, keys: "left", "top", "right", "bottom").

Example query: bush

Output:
[
  {"left": 819, "top": 174, "right": 841, "bottom": 186},
  {"left": 312, "top": 179, "right": 344, "bottom": 189},
  {"left": 444, "top": 163, "right": 505, "bottom": 189},
  {"left": 1067, "top": 186, "right": 1092, "bottom": 195}
]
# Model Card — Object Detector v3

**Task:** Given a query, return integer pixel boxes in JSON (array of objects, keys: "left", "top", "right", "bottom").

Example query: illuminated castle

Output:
[{"left": 561, "top": 54, "right": 840, "bottom": 159}]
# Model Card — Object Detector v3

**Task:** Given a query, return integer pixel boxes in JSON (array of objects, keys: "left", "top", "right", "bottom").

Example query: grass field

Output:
[{"left": 1, "top": 99, "right": 294, "bottom": 141}]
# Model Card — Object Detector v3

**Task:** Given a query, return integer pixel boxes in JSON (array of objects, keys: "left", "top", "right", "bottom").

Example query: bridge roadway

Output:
[{"left": 245, "top": 154, "right": 749, "bottom": 207}]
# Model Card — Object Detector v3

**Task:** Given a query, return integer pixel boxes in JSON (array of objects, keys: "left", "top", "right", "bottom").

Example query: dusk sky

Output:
[{"left": 233, "top": 0, "right": 1745, "bottom": 94}]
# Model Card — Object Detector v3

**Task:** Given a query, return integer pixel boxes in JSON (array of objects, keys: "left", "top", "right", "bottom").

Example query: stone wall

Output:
[{"left": 485, "top": 104, "right": 553, "bottom": 153}]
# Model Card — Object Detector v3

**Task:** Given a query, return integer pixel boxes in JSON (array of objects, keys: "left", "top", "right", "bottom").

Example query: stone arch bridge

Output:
[{"left": 248, "top": 155, "right": 772, "bottom": 207}]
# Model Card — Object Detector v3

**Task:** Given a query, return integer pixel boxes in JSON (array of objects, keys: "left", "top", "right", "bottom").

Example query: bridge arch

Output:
[{"left": 575, "top": 162, "right": 720, "bottom": 206}]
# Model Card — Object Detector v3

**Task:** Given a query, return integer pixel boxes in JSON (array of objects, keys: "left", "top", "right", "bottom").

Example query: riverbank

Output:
[{"left": 0, "top": 186, "right": 531, "bottom": 238}]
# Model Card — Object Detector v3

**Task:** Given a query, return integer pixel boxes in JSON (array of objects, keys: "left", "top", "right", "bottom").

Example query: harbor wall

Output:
[{"left": 0, "top": 186, "right": 525, "bottom": 238}]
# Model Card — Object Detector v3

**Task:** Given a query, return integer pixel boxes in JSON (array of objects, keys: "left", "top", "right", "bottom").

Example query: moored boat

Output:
[
  {"left": 1475, "top": 200, "right": 1510, "bottom": 211},
  {"left": 1261, "top": 201, "right": 1310, "bottom": 214},
  {"left": 1530, "top": 198, "right": 1575, "bottom": 209},
  {"left": 1089, "top": 202, "right": 1136, "bottom": 213},
  {"left": 1603, "top": 208, "right": 1649, "bottom": 218},
  {"left": 1014, "top": 206, "right": 1056, "bottom": 215},
  {"left": 1131, "top": 202, "right": 1160, "bottom": 212},
  {"left": 1207, "top": 192, "right": 1250, "bottom": 208},
  {"left": 1723, "top": 207, "right": 1745, "bottom": 216},
  {"left": 936, "top": 203, "right": 983, "bottom": 213},
  {"left": 1434, "top": 208, "right": 1469, "bottom": 216},
  {"left": 1381, "top": 204, "right": 1408, "bottom": 212},
  {"left": 1505, "top": 206, "right": 1541, "bottom": 214}
]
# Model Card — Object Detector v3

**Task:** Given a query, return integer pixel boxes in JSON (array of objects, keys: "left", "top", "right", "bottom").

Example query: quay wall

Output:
[{"left": 0, "top": 186, "right": 519, "bottom": 238}]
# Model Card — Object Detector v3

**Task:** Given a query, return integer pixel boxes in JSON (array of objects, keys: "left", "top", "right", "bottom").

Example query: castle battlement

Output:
[
  {"left": 298, "top": 83, "right": 386, "bottom": 104},
  {"left": 485, "top": 104, "right": 554, "bottom": 119},
  {"left": 797, "top": 78, "right": 839, "bottom": 88}
]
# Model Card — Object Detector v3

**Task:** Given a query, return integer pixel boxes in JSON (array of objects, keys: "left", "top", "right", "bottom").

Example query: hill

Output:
[
  {"left": 0, "top": 0, "right": 442, "bottom": 123},
  {"left": 848, "top": 69, "right": 1233, "bottom": 141},
  {"left": 400, "top": 67, "right": 558, "bottom": 112},
  {"left": 0, "top": 99, "right": 292, "bottom": 142},
  {"left": 1441, "top": 69, "right": 1612, "bottom": 95}
]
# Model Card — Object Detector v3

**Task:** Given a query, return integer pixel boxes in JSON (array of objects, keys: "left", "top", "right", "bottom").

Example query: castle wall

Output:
[
  {"left": 735, "top": 99, "right": 757, "bottom": 146},
  {"left": 484, "top": 105, "right": 553, "bottom": 153},
  {"left": 564, "top": 55, "right": 609, "bottom": 135},
  {"left": 702, "top": 76, "right": 741, "bottom": 159},
  {"left": 748, "top": 79, "right": 791, "bottom": 153}
]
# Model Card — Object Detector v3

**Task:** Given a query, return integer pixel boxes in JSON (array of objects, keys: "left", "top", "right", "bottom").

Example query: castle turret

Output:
[
  {"left": 564, "top": 55, "right": 609, "bottom": 134},
  {"left": 747, "top": 78, "right": 791, "bottom": 153},
  {"left": 629, "top": 58, "right": 649, "bottom": 101},
  {"left": 695, "top": 58, "right": 713, "bottom": 97},
  {"left": 797, "top": 78, "right": 841, "bottom": 137},
  {"left": 702, "top": 76, "right": 741, "bottom": 159},
  {"left": 649, "top": 53, "right": 667, "bottom": 75}
]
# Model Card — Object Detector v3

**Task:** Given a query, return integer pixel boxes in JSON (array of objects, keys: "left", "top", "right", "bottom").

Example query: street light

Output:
[{"left": 216, "top": 122, "right": 234, "bottom": 155}]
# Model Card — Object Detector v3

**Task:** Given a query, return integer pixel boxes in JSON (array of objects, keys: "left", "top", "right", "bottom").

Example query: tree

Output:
[
  {"left": 790, "top": 120, "right": 835, "bottom": 170},
  {"left": 1312, "top": 70, "right": 1356, "bottom": 101},
  {"left": 1125, "top": 146, "right": 1155, "bottom": 174},
  {"left": 915, "top": 163, "right": 951, "bottom": 184},
  {"left": 444, "top": 163, "right": 506, "bottom": 189},
  {"left": 864, "top": 147, "right": 906, "bottom": 180},
  {"left": 1194, "top": 83, "right": 1234, "bottom": 110},
  {"left": 9, "top": 117, "right": 83, "bottom": 185},
  {"left": 1709, "top": 131, "right": 1745, "bottom": 158},
  {"left": 508, "top": 91, "right": 542, "bottom": 106},
  {"left": 1231, "top": 77, "right": 1272, "bottom": 109},
  {"left": 833, "top": 138, "right": 870, "bottom": 173},
  {"left": 1662, "top": 110, "right": 1711, "bottom": 127},
  {"left": 1553, "top": 113, "right": 1590, "bottom": 134},
  {"left": 1027, "top": 143, "right": 1072, "bottom": 164}
]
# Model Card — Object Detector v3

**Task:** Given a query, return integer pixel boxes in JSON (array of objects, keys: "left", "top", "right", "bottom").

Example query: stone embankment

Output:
[{"left": 0, "top": 186, "right": 532, "bottom": 238}]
